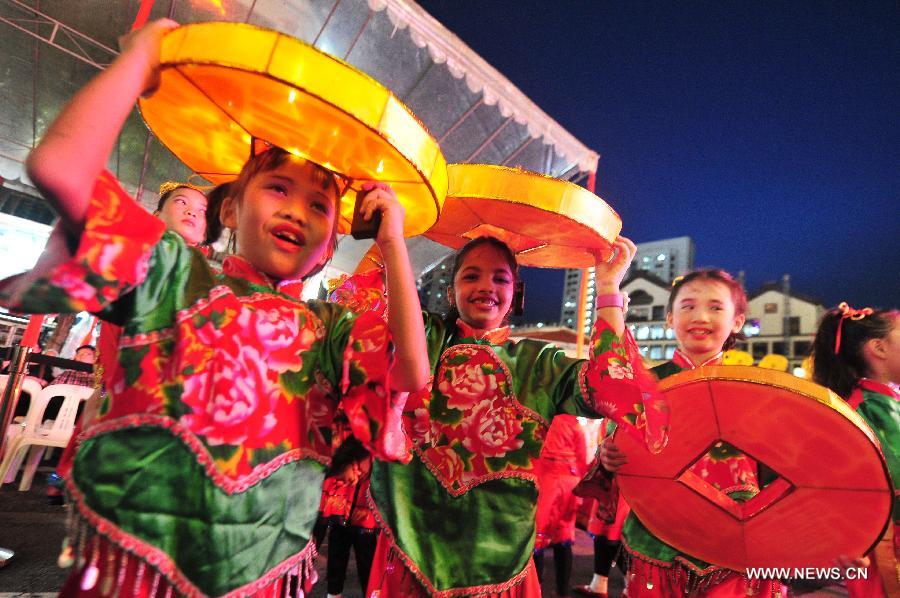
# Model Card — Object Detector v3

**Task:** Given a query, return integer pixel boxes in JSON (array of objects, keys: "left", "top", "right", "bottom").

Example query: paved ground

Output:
[
  {"left": 0, "top": 469, "right": 847, "bottom": 597},
  {"left": 0, "top": 468, "right": 620, "bottom": 597}
]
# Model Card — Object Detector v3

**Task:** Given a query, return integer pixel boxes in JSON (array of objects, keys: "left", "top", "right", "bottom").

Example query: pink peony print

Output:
[
  {"left": 439, "top": 360, "right": 499, "bottom": 410},
  {"left": 460, "top": 400, "right": 524, "bottom": 458}
]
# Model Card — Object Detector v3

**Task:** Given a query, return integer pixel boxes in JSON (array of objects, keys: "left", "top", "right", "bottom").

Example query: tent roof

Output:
[{"left": 0, "top": 0, "right": 599, "bottom": 275}]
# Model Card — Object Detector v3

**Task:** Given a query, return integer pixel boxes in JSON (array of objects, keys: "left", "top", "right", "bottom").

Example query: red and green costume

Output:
[
  {"left": 0, "top": 172, "right": 403, "bottom": 597},
  {"left": 367, "top": 312, "right": 669, "bottom": 597},
  {"left": 844, "top": 379, "right": 899, "bottom": 598},
  {"left": 534, "top": 414, "right": 593, "bottom": 549}
]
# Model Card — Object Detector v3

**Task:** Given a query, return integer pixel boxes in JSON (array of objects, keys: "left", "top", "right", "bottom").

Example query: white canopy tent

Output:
[{"left": 0, "top": 0, "right": 599, "bottom": 276}]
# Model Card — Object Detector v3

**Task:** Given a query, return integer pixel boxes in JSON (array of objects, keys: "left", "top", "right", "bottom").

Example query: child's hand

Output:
[
  {"left": 358, "top": 182, "right": 405, "bottom": 247},
  {"left": 117, "top": 19, "right": 179, "bottom": 97},
  {"left": 599, "top": 437, "right": 628, "bottom": 473},
  {"left": 834, "top": 555, "right": 870, "bottom": 570},
  {"left": 592, "top": 236, "right": 636, "bottom": 293}
]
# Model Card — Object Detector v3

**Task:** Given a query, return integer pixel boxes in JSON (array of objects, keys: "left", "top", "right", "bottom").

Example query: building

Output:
[
  {"left": 559, "top": 267, "right": 597, "bottom": 334},
  {"left": 631, "top": 236, "right": 695, "bottom": 283},
  {"left": 621, "top": 271, "right": 679, "bottom": 362},
  {"left": 618, "top": 271, "right": 824, "bottom": 367},
  {"left": 744, "top": 277, "right": 825, "bottom": 369},
  {"left": 417, "top": 254, "right": 454, "bottom": 315},
  {"left": 560, "top": 236, "right": 695, "bottom": 334}
]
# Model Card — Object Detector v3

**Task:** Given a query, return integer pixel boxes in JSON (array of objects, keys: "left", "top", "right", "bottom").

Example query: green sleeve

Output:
[{"left": 857, "top": 393, "right": 900, "bottom": 522}]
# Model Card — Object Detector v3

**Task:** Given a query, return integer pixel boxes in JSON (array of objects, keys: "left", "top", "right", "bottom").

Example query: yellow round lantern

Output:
[
  {"left": 138, "top": 22, "right": 447, "bottom": 236},
  {"left": 758, "top": 354, "right": 789, "bottom": 372},
  {"left": 722, "top": 349, "right": 754, "bottom": 366},
  {"left": 425, "top": 164, "right": 621, "bottom": 268}
]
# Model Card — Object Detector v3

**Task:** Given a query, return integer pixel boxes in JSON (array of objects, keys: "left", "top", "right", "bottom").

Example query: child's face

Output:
[
  {"left": 666, "top": 279, "right": 745, "bottom": 362},
  {"left": 74, "top": 347, "right": 96, "bottom": 364},
  {"left": 158, "top": 188, "right": 208, "bottom": 246},
  {"left": 221, "top": 157, "right": 338, "bottom": 281},
  {"left": 450, "top": 244, "right": 515, "bottom": 331},
  {"left": 877, "top": 315, "right": 900, "bottom": 384}
]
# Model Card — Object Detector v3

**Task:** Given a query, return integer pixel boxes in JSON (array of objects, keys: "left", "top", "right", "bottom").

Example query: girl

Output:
[
  {"left": 602, "top": 269, "right": 786, "bottom": 596},
  {"left": 51, "top": 180, "right": 221, "bottom": 527},
  {"left": 0, "top": 20, "right": 429, "bottom": 596},
  {"left": 812, "top": 303, "right": 899, "bottom": 598},
  {"left": 154, "top": 181, "right": 208, "bottom": 247},
  {"left": 366, "top": 235, "right": 669, "bottom": 597},
  {"left": 533, "top": 414, "right": 595, "bottom": 598},
  {"left": 572, "top": 419, "right": 631, "bottom": 598}
]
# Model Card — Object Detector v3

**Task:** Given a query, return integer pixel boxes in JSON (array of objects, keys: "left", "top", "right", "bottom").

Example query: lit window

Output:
[
  {"left": 657, "top": 254, "right": 666, "bottom": 261},
  {"left": 536, "top": 322, "right": 544, "bottom": 328},
  {"left": 636, "top": 326, "right": 650, "bottom": 340},
  {"left": 650, "top": 325, "right": 665, "bottom": 340},
  {"left": 650, "top": 346, "right": 663, "bottom": 360},
  {"left": 665, "top": 328, "right": 675, "bottom": 340},
  {"left": 642, "top": 256, "right": 650, "bottom": 263},
  {"left": 665, "top": 345, "right": 676, "bottom": 359}
]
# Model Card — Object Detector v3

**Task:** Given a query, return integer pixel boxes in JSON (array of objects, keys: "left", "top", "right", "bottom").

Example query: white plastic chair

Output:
[
  {"left": 1, "top": 374, "right": 46, "bottom": 459},
  {"left": 0, "top": 383, "right": 94, "bottom": 491}
]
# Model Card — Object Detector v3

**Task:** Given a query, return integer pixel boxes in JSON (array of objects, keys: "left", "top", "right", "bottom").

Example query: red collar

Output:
[
  {"left": 456, "top": 319, "right": 510, "bottom": 344},
  {"left": 222, "top": 255, "right": 305, "bottom": 300},
  {"left": 672, "top": 349, "right": 723, "bottom": 370},
  {"left": 857, "top": 378, "right": 900, "bottom": 400}
]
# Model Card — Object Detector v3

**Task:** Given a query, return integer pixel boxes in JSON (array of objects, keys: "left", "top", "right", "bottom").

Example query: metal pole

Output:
[
  {"left": 575, "top": 168, "right": 599, "bottom": 357},
  {"left": 782, "top": 273, "right": 791, "bottom": 361},
  {"left": 0, "top": 343, "right": 33, "bottom": 567},
  {"left": 575, "top": 270, "right": 589, "bottom": 358}
]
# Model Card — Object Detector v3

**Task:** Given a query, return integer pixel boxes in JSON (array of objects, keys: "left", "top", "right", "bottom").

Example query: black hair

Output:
[
  {"left": 812, "top": 306, "right": 896, "bottom": 398},
  {"left": 75, "top": 345, "right": 96, "bottom": 353},
  {"left": 204, "top": 182, "right": 229, "bottom": 246}
]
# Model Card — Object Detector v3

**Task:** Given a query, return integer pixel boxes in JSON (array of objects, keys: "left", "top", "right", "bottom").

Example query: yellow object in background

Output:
[
  {"left": 758, "top": 354, "right": 789, "bottom": 372},
  {"left": 722, "top": 349, "right": 754, "bottom": 366},
  {"left": 138, "top": 22, "right": 447, "bottom": 236}
]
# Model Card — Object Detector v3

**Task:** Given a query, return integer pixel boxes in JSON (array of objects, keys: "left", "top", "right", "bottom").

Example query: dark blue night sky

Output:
[{"left": 419, "top": 1, "right": 899, "bottom": 323}]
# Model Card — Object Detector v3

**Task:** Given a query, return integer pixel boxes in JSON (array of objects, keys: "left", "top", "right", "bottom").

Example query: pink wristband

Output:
[{"left": 595, "top": 293, "right": 624, "bottom": 309}]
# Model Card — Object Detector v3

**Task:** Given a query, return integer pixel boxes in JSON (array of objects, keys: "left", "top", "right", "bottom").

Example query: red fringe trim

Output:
[{"left": 64, "top": 507, "right": 317, "bottom": 598}]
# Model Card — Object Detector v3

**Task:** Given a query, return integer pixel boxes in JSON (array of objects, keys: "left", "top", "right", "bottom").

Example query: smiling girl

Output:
[
  {"left": 601, "top": 269, "right": 787, "bottom": 597},
  {"left": 366, "top": 235, "right": 668, "bottom": 597},
  {"left": 0, "top": 20, "right": 428, "bottom": 596}
]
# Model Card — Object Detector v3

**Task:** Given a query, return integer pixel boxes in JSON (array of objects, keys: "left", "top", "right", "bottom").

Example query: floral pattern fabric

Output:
[
  {"left": 369, "top": 312, "right": 669, "bottom": 596},
  {"left": 0, "top": 171, "right": 400, "bottom": 596},
  {"left": 403, "top": 316, "right": 668, "bottom": 496}
]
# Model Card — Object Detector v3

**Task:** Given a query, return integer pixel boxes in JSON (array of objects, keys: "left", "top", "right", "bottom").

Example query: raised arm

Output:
[
  {"left": 25, "top": 19, "right": 177, "bottom": 238},
  {"left": 356, "top": 182, "right": 430, "bottom": 392},
  {"left": 591, "top": 236, "right": 636, "bottom": 337}
]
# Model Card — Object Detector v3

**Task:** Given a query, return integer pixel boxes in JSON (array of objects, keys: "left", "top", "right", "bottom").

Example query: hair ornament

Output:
[{"left": 834, "top": 301, "right": 874, "bottom": 354}]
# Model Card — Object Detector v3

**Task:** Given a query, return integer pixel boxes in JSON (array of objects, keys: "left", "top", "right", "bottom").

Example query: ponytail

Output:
[{"left": 811, "top": 305, "right": 894, "bottom": 398}]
